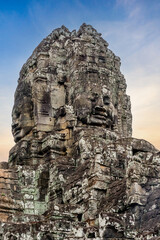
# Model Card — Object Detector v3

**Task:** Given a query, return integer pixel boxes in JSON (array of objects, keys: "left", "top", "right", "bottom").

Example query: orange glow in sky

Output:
[{"left": 0, "top": 0, "right": 160, "bottom": 161}]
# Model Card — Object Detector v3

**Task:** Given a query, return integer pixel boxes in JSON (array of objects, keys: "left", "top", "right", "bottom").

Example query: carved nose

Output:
[
  {"left": 97, "top": 98, "right": 103, "bottom": 106},
  {"left": 95, "top": 98, "right": 105, "bottom": 111},
  {"left": 12, "top": 122, "right": 19, "bottom": 129}
]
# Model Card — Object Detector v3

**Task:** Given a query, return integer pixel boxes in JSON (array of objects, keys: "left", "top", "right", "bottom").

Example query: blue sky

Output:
[{"left": 1, "top": 0, "right": 160, "bottom": 161}]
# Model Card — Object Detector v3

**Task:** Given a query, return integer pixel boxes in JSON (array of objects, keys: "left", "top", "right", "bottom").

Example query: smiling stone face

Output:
[
  {"left": 6, "top": 24, "right": 159, "bottom": 240},
  {"left": 12, "top": 82, "right": 34, "bottom": 142},
  {"left": 73, "top": 86, "right": 117, "bottom": 129},
  {"left": 11, "top": 24, "right": 132, "bottom": 146}
]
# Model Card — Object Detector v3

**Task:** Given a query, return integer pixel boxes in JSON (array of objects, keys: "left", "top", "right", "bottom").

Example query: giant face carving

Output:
[
  {"left": 12, "top": 82, "right": 34, "bottom": 142},
  {"left": 73, "top": 83, "right": 118, "bottom": 129},
  {"left": 67, "top": 38, "right": 119, "bottom": 130}
]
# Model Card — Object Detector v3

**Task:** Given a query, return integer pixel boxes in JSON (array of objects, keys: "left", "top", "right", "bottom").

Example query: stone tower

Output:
[{"left": 0, "top": 24, "right": 160, "bottom": 239}]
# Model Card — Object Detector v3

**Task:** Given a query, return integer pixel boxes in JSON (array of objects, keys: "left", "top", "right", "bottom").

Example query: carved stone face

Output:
[
  {"left": 73, "top": 85, "right": 117, "bottom": 129},
  {"left": 12, "top": 83, "right": 34, "bottom": 142}
]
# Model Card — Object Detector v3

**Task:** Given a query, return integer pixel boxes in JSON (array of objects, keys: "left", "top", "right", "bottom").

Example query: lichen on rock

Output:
[{"left": 0, "top": 23, "right": 160, "bottom": 239}]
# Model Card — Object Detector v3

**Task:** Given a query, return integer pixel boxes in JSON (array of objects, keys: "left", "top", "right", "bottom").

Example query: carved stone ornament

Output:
[{"left": 0, "top": 24, "right": 160, "bottom": 239}]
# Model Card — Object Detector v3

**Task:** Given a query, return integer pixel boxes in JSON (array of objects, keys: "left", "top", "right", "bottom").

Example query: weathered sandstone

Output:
[{"left": 0, "top": 24, "right": 160, "bottom": 239}]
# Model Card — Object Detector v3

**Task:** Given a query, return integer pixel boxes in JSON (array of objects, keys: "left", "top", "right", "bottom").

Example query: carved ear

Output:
[{"left": 73, "top": 95, "right": 91, "bottom": 123}]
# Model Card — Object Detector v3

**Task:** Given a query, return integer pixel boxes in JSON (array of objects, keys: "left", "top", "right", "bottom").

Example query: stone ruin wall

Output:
[{"left": 0, "top": 24, "right": 160, "bottom": 240}]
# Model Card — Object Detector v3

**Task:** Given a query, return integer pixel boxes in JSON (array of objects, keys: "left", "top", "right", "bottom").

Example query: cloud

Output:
[
  {"left": 93, "top": 0, "right": 160, "bottom": 149},
  {"left": 129, "top": 83, "right": 160, "bottom": 149},
  {"left": 116, "top": 0, "right": 136, "bottom": 6},
  {"left": 115, "top": 0, "right": 145, "bottom": 20},
  {"left": 1, "top": 0, "right": 160, "bottom": 161},
  {"left": 27, "top": 0, "right": 83, "bottom": 35},
  {"left": 129, "top": 84, "right": 160, "bottom": 110}
]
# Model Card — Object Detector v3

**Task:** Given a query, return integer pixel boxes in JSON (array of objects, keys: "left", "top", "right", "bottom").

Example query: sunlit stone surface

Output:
[{"left": 0, "top": 24, "right": 160, "bottom": 239}]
